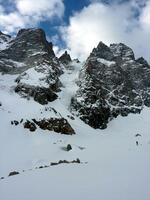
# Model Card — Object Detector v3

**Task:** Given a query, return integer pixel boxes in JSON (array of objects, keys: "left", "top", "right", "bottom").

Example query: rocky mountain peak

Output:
[
  {"left": 136, "top": 57, "right": 149, "bottom": 68},
  {"left": 16, "top": 28, "right": 54, "bottom": 54},
  {"left": 0, "top": 28, "right": 56, "bottom": 74},
  {"left": 91, "top": 41, "right": 114, "bottom": 61},
  {"left": 71, "top": 41, "right": 150, "bottom": 129},
  {"left": 59, "top": 50, "right": 72, "bottom": 65},
  {"left": 17, "top": 28, "right": 43, "bottom": 36},
  {"left": 13, "top": 28, "right": 55, "bottom": 60},
  {"left": 110, "top": 43, "right": 135, "bottom": 60},
  {"left": 90, "top": 41, "right": 135, "bottom": 62},
  {"left": 0, "top": 28, "right": 63, "bottom": 104}
]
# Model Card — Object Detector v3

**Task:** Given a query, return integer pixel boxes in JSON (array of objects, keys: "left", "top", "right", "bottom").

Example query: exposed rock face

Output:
[
  {"left": 0, "top": 28, "right": 63, "bottom": 104},
  {"left": 15, "top": 83, "right": 58, "bottom": 105},
  {"left": 24, "top": 118, "right": 75, "bottom": 135},
  {"left": 136, "top": 57, "right": 149, "bottom": 68},
  {"left": 0, "top": 28, "right": 56, "bottom": 73},
  {"left": 71, "top": 42, "right": 150, "bottom": 129},
  {"left": 59, "top": 51, "right": 72, "bottom": 65}
]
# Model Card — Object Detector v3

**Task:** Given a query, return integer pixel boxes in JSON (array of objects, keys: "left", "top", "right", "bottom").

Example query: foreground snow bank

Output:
[{"left": 0, "top": 66, "right": 150, "bottom": 200}]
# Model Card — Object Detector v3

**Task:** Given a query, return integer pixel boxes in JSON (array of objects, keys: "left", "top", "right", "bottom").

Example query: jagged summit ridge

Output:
[
  {"left": 71, "top": 41, "right": 150, "bottom": 129},
  {"left": 15, "top": 28, "right": 55, "bottom": 58},
  {"left": 0, "top": 28, "right": 56, "bottom": 74},
  {"left": 110, "top": 43, "right": 135, "bottom": 60},
  {"left": 0, "top": 28, "right": 150, "bottom": 129},
  {"left": 91, "top": 41, "right": 135, "bottom": 61},
  {"left": 0, "top": 28, "right": 63, "bottom": 104}
]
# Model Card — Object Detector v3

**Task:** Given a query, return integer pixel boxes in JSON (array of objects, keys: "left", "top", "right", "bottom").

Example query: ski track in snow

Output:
[{"left": 0, "top": 63, "right": 150, "bottom": 200}]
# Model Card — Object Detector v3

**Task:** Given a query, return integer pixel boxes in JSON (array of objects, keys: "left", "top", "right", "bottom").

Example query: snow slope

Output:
[{"left": 0, "top": 62, "right": 150, "bottom": 200}]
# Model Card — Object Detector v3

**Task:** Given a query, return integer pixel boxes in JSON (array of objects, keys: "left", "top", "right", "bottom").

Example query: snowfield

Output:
[{"left": 0, "top": 63, "right": 150, "bottom": 200}]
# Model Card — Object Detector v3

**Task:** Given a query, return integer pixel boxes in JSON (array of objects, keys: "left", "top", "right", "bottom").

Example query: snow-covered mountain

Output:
[{"left": 0, "top": 29, "right": 150, "bottom": 200}]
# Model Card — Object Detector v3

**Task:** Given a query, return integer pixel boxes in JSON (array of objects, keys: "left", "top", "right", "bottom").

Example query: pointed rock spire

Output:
[
  {"left": 136, "top": 57, "right": 149, "bottom": 68},
  {"left": 90, "top": 41, "right": 114, "bottom": 61},
  {"left": 59, "top": 51, "right": 72, "bottom": 65}
]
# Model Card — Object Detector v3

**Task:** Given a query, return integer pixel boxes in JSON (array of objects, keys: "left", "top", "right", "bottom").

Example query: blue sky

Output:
[
  {"left": 39, "top": 0, "right": 132, "bottom": 41},
  {"left": 0, "top": 0, "right": 133, "bottom": 39},
  {"left": 40, "top": 0, "right": 96, "bottom": 45},
  {"left": 39, "top": 0, "right": 90, "bottom": 45},
  {"left": 0, "top": 0, "right": 150, "bottom": 61}
]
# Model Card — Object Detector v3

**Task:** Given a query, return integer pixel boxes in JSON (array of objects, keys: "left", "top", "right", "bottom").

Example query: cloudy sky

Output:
[{"left": 0, "top": 0, "right": 150, "bottom": 61}]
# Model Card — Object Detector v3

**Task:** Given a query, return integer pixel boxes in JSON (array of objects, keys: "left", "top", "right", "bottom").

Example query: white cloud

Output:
[
  {"left": 140, "top": 1, "right": 150, "bottom": 27},
  {"left": 53, "top": 45, "right": 69, "bottom": 58},
  {"left": 0, "top": 12, "right": 27, "bottom": 33},
  {"left": 61, "top": 1, "right": 150, "bottom": 62},
  {"left": 16, "top": 0, "right": 64, "bottom": 19},
  {"left": 0, "top": 0, "right": 64, "bottom": 33}
]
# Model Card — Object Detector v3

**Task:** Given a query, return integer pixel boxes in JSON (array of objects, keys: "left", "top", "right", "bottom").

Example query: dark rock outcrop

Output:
[
  {"left": 11, "top": 120, "right": 19, "bottom": 126},
  {"left": 50, "top": 158, "right": 80, "bottom": 166},
  {"left": 24, "top": 118, "right": 75, "bottom": 135},
  {"left": 136, "top": 57, "right": 149, "bottom": 68},
  {"left": 8, "top": 171, "right": 19, "bottom": 176},
  {"left": 66, "top": 144, "right": 72, "bottom": 151},
  {"left": 71, "top": 42, "right": 150, "bottom": 129},
  {"left": 24, "top": 120, "right": 37, "bottom": 132},
  {"left": 15, "top": 84, "right": 58, "bottom": 105},
  {"left": 59, "top": 51, "right": 72, "bottom": 65}
]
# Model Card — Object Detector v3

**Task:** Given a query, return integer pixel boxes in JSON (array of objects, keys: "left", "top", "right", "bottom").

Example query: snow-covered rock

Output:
[{"left": 0, "top": 31, "right": 11, "bottom": 51}]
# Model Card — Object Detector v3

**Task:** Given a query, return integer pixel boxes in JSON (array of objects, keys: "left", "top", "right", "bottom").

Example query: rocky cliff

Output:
[
  {"left": 71, "top": 42, "right": 150, "bottom": 129},
  {"left": 0, "top": 28, "right": 63, "bottom": 104}
]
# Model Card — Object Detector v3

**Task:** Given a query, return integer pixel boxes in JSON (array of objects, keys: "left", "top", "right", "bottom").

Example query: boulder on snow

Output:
[
  {"left": 24, "top": 120, "right": 37, "bottom": 132},
  {"left": 11, "top": 120, "right": 19, "bottom": 126},
  {"left": 67, "top": 144, "right": 72, "bottom": 151},
  {"left": 135, "top": 134, "right": 142, "bottom": 137},
  {"left": 8, "top": 171, "right": 19, "bottom": 176}
]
